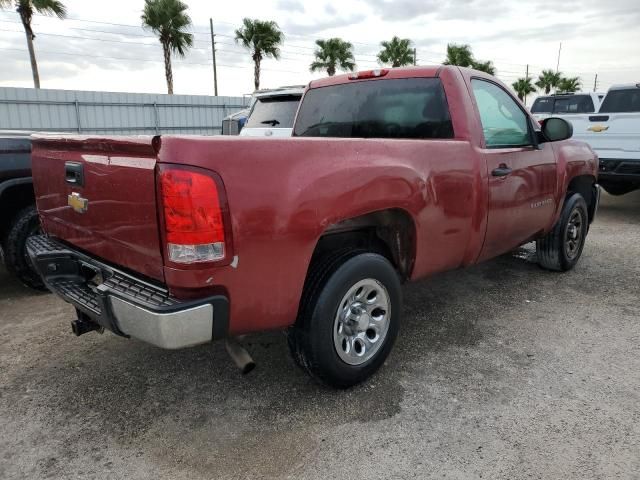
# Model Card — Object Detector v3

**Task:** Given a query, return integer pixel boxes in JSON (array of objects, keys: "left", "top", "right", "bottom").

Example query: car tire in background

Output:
[
  {"left": 2, "top": 205, "right": 46, "bottom": 291},
  {"left": 288, "top": 250, "right": 401, "bottom": 388},
  {"left": 537, "top": 192, "right": 589, "bottom": 272}
]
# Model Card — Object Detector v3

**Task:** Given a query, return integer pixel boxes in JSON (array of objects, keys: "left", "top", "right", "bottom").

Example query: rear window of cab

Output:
[
  {"left": 599, "top": 88, "right": 640, "bottom": 113},
  {"left": 293, "top": 78, "right": 454, "bottom": 139},
  {"left": 244, "top": 95, "right": 302, "bottom": 129},
  {"left": 531, "top": 95, "right": 595, "bottom": 114}
]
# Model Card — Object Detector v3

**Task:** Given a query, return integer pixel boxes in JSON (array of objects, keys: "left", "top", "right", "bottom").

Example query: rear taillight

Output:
[{"left": 159, "top": 167, "right": 227, "bottom": 264}]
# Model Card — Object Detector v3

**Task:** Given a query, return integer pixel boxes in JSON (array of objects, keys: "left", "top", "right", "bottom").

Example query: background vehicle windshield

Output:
[
  {"left": 293, "top": 78, "right": 453, "bottom": 139},
  {"left": 599, "top": 88, "right": 640, "bottom": 113},
  {"left": 244, "top": 95, "right": 301, "bottom": 128}
]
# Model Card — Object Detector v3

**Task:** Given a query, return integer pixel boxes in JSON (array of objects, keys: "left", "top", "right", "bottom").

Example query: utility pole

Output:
[
  {"left": 413, "top": 48, "right": 417, "bottom": 66},
  {"left": 593, "top": 73, "right": 598, "bottom": 92},
  {"left": 524, "top": 64, "right": 529, "bottom": 105},
  {"left": 556, "top": 42, "right": 562, "bottom": 73},
  {"left": 210, "top": 18, "right": 218, "bottom": 96}
]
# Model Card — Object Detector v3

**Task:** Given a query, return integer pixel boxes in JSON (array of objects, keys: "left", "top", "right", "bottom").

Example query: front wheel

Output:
[
  {"left": 288, "top": 251, "right": 401, "bottom": 388},
  {"left": 536, "top": 192, "right": 589, "bottom": 272}
]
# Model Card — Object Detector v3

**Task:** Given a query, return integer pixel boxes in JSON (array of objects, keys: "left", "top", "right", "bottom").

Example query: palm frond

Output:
[
  {"left": 235, "top": 18, "right": 284, "bottom": 59},
  {"left": 377, "top": 36, "right": 413, "bottom": 67},
  {"left": 32, "top": 0, "right": 66, "bottom": 18},
  {"left": 142, "top": 0, "right": 193, "bottom": 57},
  {"left": 310, "top": 37, "right": 355, "bottom": 75}
]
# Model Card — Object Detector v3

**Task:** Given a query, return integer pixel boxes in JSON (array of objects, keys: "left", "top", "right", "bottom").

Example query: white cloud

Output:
[{"left": 0, "top": 0, "right": 638, "bottom": 95}]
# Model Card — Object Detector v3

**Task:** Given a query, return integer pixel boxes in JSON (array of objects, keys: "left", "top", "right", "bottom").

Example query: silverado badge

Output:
[
  {"left": 587, "top": 125, "right": 609, "bottom": 133},
  {"left": 68, "top": 192, "right": 88, "bottom": 213}
]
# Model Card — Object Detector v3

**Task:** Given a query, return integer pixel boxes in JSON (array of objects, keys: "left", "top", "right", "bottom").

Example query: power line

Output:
[
  {"left": 0, "top": 46, "right": 307, "bottom": 74},
  {"left": 0, "top": 24, "right": 384, "bottom": 64}
]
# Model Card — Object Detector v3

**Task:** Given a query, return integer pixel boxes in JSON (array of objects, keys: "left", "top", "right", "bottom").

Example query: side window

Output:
[
  {"left": 553, "top": 95, "right": 595, "bottom": 114},
  {"left": 471, "top": 79, "right": 531, "bottom": 148}
]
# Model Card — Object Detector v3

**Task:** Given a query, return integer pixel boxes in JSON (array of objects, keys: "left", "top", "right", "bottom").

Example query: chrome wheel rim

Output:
[
  {"left": 564, "top": 208, "right": 584, "bottom": 260},
  {"left": 333, "top": 278, "right": 391, "bottom": 366}
]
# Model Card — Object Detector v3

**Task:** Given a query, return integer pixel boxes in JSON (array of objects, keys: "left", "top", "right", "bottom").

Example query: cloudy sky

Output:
[{"left": 0, "top": 0, "right": 638, "bottom": 98}]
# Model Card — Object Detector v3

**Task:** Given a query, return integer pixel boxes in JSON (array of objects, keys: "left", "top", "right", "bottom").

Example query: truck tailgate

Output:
[
  {"left": 571, "top": 113, "right": 640, "bottom": 160},
  {"left": 31, "top": 135, "right": 164, "bottom": 282}
]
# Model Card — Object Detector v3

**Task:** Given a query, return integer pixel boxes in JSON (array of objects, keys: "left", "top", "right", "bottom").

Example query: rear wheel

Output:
[
  {"left": 536, "top": 193, "right": 588, "bottom": 272},
  {"left": 288, "top": 251, "right": 401, "bottom": 388},
  {"left": 2, "top": 205, "right": 46, "bottom": 290}
]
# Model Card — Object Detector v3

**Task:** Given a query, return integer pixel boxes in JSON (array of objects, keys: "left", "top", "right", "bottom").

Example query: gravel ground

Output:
[{"left": 1, "top": 191, "right": 639, "bottom": 480}]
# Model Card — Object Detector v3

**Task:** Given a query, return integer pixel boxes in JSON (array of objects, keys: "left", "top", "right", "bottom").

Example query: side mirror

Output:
[{"left": 540, "top": 117, "right": 573, "bottom": 142}]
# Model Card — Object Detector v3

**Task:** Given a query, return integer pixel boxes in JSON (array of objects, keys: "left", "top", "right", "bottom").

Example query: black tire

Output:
[
  {"left": 2, "top": 205, "right": 46, "bottom": 291},
  {"left": 601, "top": 184, "right": 638, "bottom": 196},
  {"left": 536, "top": 193, "right": 589, "bottom": 272},
  {"left": 288, "top": 250, "right": 401, "bottom": 388}
]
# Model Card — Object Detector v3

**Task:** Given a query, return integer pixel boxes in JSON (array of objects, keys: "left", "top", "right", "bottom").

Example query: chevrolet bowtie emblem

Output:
[
  {"left": 588, "top": 125, "right": 609, "bottom": 133},
  {"left": 68, "top": 192, "right": 88, "bottom": 213}
]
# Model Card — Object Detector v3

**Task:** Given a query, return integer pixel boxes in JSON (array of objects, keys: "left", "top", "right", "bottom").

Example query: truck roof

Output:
[
  {"left": 253, "top": 86, "right": 306, "bottom": 98},
  {"left": 307, "top": 65, "right": 506, "bottom": 90},
  {"left": 309, "top": 65, "right": 445, "bottom": 89},
  {"left": 607, "top": 83, "right": 640, "bottom": 91}
]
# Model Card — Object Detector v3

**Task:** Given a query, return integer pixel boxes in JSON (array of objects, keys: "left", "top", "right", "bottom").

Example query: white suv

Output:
[{"left": 239, "top": 86, "right": 305, "bottom": 138}]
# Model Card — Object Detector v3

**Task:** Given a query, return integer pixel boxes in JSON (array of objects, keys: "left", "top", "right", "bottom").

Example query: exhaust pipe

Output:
[
  {"left": 70, "top": 317, "right": 102, "bottom": 336},
  {"left": 225, "top": 337, "right": 256, "bottom": 374}
]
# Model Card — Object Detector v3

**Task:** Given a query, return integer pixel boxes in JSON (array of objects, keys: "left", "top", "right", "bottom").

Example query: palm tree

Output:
[
  {"left": 535, "top": 69, "right": 562, "bottom": 94},
  {"left": 310, "top": 38, "right": 356, "bottom": 76},
  {"left": 443, "top": 43, "right": 474, "bottom": 67},
  {"left": 142, "top": 0, "right": 193, "bottom": 95},
  {"left": 443, "top": 43, "right": 496, "bottom": 75},
  {"left": 235, "top": 18, "right": 284, "bottom": 91},
  {"left": 557, "top": 76, "right": 581, "bottom": 93},
  {"left": 377, "top": 36, "right": 413, "bottom": 67},
  {"left": 0, "top": 0, "right": 66, "bottom": 89},
  {"left": 471, "top": 60, "right": 496, "bottom": 75},
  {"left": 512, "top": 77, "right": 536, "bottom": 104}
]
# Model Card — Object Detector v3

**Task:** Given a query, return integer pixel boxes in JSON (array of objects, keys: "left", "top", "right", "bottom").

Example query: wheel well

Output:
[
  {"left": 567, "top": 175, "right": 597, "bottom": 223},
  {"left": 310, "top": 209, "right": 416, "bottom": 281},
  {"left": 0, "top": 182, "right": 36, "bottom": 240}
]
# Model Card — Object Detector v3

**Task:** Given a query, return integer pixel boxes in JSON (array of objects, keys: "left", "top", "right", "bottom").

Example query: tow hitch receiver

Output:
[{"left": 71, "top": 311, "right": 104, "bottom": 336}]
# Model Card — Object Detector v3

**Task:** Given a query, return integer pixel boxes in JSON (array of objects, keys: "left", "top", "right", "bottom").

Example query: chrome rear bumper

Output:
[{"left": 26, "top": 235, "right": 228, "bottom": 349}]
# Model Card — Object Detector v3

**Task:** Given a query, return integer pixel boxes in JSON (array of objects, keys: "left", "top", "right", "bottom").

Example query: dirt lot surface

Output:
[{"left": 1, "top": 191, "right": 639, "bottom": 480}]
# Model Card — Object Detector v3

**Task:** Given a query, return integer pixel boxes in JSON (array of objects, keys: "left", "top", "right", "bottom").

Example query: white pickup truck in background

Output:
[
  {"left": 530, "top": 92, "right": 604, "bottom": 121},
  {"left": 567, "top": 84, "right": 640, "bottom": 195}
]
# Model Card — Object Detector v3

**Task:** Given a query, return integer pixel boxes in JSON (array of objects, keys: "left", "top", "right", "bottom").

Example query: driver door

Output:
[{"left": 472, "top": 79, "right": 558, "bottom": 261}]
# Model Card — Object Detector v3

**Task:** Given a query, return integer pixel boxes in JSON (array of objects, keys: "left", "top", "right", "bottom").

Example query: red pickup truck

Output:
[{"left": 27, "top": 66, "right": 599, "bottom": 387}]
